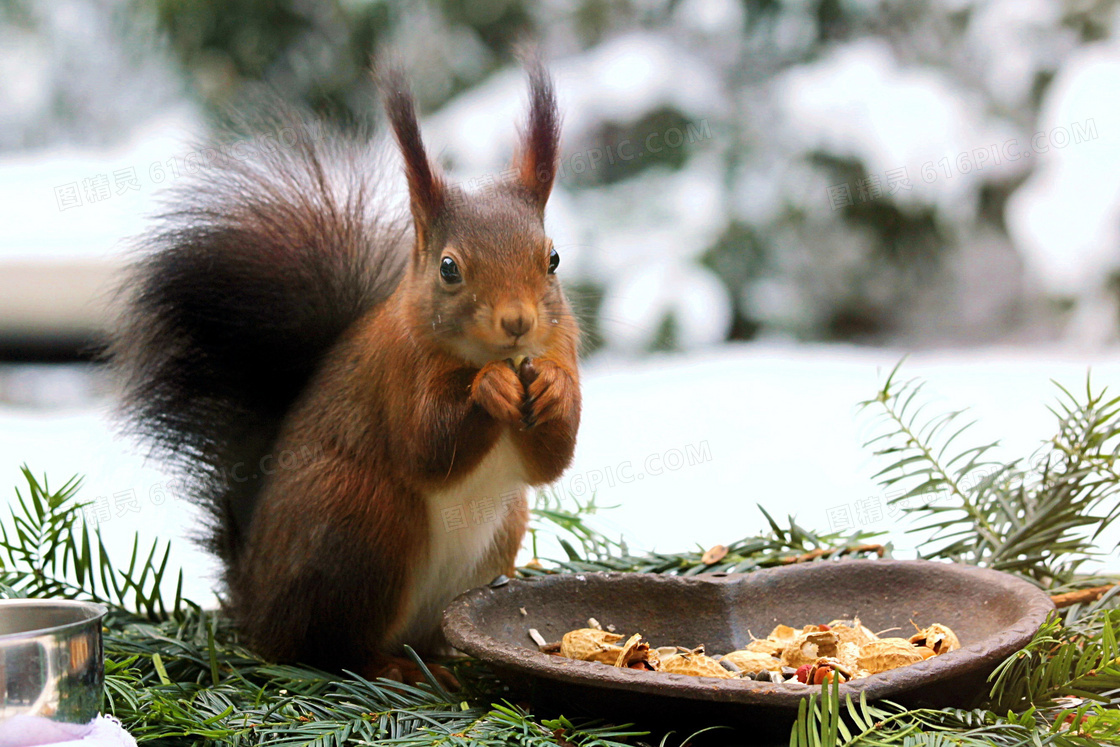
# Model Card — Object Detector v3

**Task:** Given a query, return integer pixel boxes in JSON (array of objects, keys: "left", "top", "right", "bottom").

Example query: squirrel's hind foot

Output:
[{"left": 366, "top": 654, "right": 462, "bottom": 692}]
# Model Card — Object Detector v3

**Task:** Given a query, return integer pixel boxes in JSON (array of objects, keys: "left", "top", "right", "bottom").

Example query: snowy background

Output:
[{"left": 2, "top": 0, "right": 1120, "bottom": 602}]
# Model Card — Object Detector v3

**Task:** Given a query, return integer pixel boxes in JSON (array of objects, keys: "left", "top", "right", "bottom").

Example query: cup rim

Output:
[{"left": 0, "top": 598, "right": 108, "bottom": 641}]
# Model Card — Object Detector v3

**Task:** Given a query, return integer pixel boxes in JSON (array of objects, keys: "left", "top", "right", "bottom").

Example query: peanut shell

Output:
[
  {"left": 768, "top": 624, "right": 798, "bottom": 642},
  {"left": 613, "top": 633, "right": 651, "bottom": 668},
  {"left": 781, "top": 630, "right": 840, "bottom": 669},
  {"left": 702, "top": 544, "right": 729, "bottom": 565},
  {"left": 560, "top": 628, "right": 624, "bottom": 664},
  {"left": 837, "top": 641, "right": 861, "bottom": 671},
  {"left": 661, "top": 652, "right": 735, "bottom": 679},
  {"left": 909, "top": 623, "right": 960, "bottom": 655},
  {"left": 857, "top": 637, "right": 926, "bottom": 674},
  {"left": 745, "top": 638, "right": 786, "bottom": 657},
  {"left": 828, "top": 619, "right": 879, "bottom": 648},
  {"left": 721, "top": 650, "right": 782, "bottom": 674}
]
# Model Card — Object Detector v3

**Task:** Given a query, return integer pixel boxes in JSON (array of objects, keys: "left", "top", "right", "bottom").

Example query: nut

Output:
[
  {"left": 914, "top": 646, "right": 937, "bottom": 660},
  {"left": 808, "top": 656, "right": 852, "bottom": 685},
  {"left": 555, "top": 616, "right": 958, "bottom": 682}
]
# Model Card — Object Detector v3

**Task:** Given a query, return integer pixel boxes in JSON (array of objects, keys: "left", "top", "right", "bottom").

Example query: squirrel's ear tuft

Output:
[
  {"left": 379, "top": 66, "right": 444, "bottom": 247},
  {"left": 514, "top": 60, "right": 560, "bottom": 213}
]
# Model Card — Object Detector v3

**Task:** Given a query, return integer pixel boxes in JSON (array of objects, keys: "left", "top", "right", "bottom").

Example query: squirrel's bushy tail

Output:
[{"left": 110, "top": 115, "right": 408, "bottom": 564}]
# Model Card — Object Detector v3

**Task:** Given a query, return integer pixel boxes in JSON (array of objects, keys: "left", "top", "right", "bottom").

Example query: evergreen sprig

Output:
[
  {"left": 861, "top": 364, "right": 1120, "bottom": 583},
  {"left": 527, "top": 499, "right": 887, "bottom": 576},
  {"left": 0, "top": 465, "right": 183, "bottom": 619}
]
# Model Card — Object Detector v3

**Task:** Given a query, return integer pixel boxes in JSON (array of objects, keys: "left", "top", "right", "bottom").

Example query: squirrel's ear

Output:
[
  {"left": 380, "top": 67, "right": 444, "bottom": 247},
  {"left": 514, "top": 62, "right": 560, "bottom": 213}
]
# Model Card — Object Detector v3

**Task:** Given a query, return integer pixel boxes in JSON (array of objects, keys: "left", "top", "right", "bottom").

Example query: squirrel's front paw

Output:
[
  {"left": 471, "top": 360, "right": 524, "bottom": 424},
  {"left": 519, "top": 359, "right": 576, "bottom": 429}
]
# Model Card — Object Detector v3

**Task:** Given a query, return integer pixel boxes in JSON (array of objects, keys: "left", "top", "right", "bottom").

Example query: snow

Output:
[
  {"left": 425, "top": 32, "right": 721, "bottom": 176},
  {"left": 775, "top": 39, "right": 1022, "bottom": 216},
  {"left": 575, "top": 156, "right": 732, "bottom": 350},
  {"left": 966, "top": 0, "right": 1072, "bottom": 109},
  {"left": 598, "top": 257, "right": 732, "bottom": 351},
  {"left": 672, "top": 0, "right": 746, "bottom": 37},
  {"left": 1006, "top": 41, "right": 1120, "bottom": 298},
  {"left": 3, "top": 344, "right": 1118, "bottom": 609}
]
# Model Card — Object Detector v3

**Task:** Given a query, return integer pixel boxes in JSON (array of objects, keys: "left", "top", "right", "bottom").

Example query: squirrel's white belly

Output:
[{"left": 395, "top": 432, "right": 527, "bottom": 651}]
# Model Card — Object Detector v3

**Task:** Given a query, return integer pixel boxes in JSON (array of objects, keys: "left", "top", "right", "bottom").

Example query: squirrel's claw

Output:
[
  {"left": 518, "top": 359, "right": 542, "bottom": 429},
  {"left": 520, "top": 358, "right": 574, "bottom": 428}
]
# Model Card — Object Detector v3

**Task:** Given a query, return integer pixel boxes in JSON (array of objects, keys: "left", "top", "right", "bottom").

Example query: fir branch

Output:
[
  {"left": 0, "top": 465, "right": 183, "bottom": 619},
  {"left": 861, "top": 365, "right": 1120, "bottom": 584},
  {"left": 524, "top": 502, "right": 887, "bottom": 578}
]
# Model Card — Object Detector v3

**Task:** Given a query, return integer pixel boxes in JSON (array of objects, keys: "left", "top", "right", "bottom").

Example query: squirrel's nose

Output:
[{"left": 499, "top": 310, "right": 535, "bottom": 338}]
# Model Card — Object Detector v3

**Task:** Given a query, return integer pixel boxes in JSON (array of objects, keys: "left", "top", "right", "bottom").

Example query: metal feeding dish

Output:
[{"left": 0, "top": 599, "right": 107, "bottom": 747}]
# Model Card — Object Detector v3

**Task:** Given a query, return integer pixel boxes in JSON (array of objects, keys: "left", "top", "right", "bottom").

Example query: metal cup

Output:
[{"left": 0, "top": 599, "right": 107, "bottom": 747}]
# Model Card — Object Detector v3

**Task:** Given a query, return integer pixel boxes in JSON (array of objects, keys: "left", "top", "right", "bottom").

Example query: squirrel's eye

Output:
[
  {"left": 440, "top": 256, "right": 462, "bottom": 284},
  {"left": 548, "top": 247, "right": 559, "bottom": 274}
]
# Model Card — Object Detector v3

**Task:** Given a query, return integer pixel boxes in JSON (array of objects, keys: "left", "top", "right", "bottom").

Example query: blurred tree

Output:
[{"left": 5, "top": 0, "right": 1112, "bottom": 351}]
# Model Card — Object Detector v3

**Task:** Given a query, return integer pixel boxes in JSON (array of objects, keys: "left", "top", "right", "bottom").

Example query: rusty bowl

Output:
[{"left": 442, "top": 560, "right": 1053, "bottom": 736}]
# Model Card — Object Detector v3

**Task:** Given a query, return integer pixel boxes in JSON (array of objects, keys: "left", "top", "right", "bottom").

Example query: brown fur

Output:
[{"left": 223, "top": 66, "right": 579, "bottom": 673}]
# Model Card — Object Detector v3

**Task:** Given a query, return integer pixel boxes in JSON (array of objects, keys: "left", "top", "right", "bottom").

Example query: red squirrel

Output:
[{"left": 111, "top": 63, "right": 581, "bottom": 679}]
